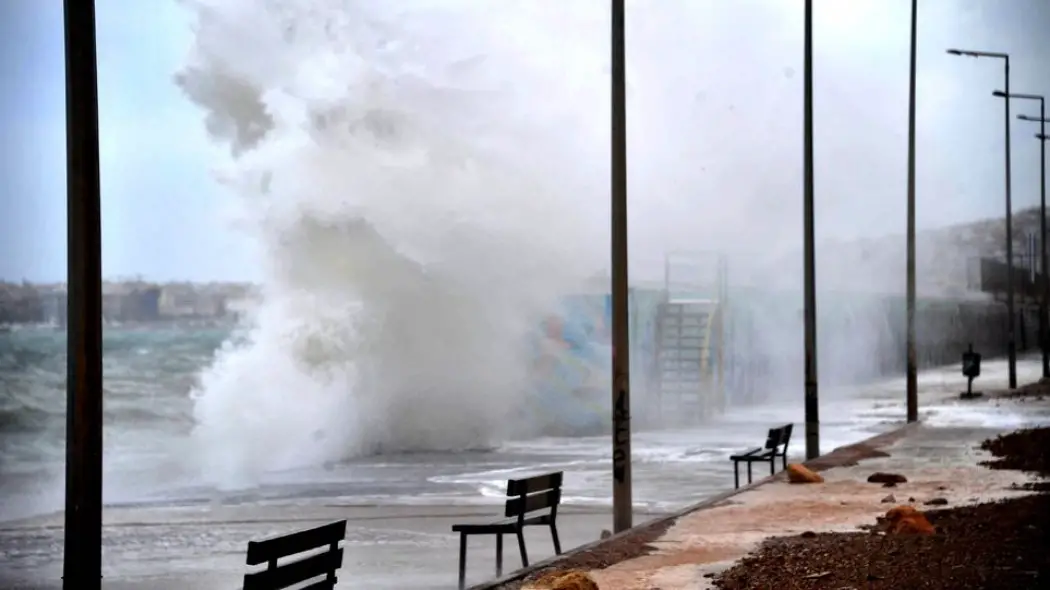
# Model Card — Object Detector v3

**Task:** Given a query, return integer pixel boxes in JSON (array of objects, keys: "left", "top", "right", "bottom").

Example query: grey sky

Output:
[{"left": 1, "top": 0, "right": 1049, "bottom": 282}]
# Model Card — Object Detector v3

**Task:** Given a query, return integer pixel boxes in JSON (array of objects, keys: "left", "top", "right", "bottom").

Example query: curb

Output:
[{"left": 468, "top": 421, "right": 919, "bottom": 589}]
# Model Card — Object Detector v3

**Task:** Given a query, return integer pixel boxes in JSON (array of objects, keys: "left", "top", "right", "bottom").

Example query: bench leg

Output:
[
  {"left": 733, "top": 461, "right": 740, "bottom": 489},
  {"left": 496, "top": 533, "right": 503, "bottom": 577},
  {"left": 769, "top": 458, "right": 775, "bottom": 476},
  {"left": 550, "top": 523, "right": 562, "bottom": 555},
  {"left": 747, "top": 461, "right": 753, "bottom": 485},
  {"left": 515, "top": 529, "right": 529, "bottom": 567},
  {"left": 782, "top": 453, "right": 788, "bottom": 471},
  {"left": 458, "top": 532, "right": 467, "bottom": 590}
]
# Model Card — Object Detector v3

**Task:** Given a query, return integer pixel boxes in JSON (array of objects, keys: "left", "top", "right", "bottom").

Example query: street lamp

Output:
[
  {"left": 947, "top": 48, "right": 1017, "bottom": 389},
  {"left": 1008, "top": 98, "right": 1048, "bottom": 379}
]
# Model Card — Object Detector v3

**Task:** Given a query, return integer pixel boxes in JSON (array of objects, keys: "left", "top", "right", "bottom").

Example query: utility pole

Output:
[
  {"left": 610, "top": 0, "right": 632, "bottom": 533},
  {"left": 905, "top": 0, "right": 919, "bottom": 423},
  {"left": 62, "top": 1, "right": 105, "bottom": 588},
  {"left": 803, "top": 0, "right": 819, "bottom": 460}
]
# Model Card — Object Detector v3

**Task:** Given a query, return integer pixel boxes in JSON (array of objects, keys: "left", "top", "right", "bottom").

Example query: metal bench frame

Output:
[
  {"left": 729, "top": 423, "right": 793, "bottom": 489},
  {"left": 451, "top": 472, "right": 563, "bottom": 589}
]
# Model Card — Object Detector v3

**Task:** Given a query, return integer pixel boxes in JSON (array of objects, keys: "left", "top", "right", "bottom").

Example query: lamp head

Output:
[{"left": 945, "top": 48, "right": 1008, "bottom": 59}]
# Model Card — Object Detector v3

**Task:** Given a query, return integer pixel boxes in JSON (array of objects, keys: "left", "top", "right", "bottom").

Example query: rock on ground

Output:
[{"left": 786, "top": 463, "right": 824, "bottom": 484}]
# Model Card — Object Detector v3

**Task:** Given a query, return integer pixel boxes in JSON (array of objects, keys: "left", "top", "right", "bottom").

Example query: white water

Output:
[
  {"left": 177, "top": 0, "right": 620, "bottom": 488},
  {"left": 173, "top": 1, "right": 951, "bottom": 489}
]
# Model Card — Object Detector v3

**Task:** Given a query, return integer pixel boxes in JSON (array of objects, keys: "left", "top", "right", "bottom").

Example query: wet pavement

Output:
[
  {"left": 585, "top": 405, "right": 1050, "bottom": 589},
  {"left": 0, "top": 504, "right": 664, "bottom": 589}
]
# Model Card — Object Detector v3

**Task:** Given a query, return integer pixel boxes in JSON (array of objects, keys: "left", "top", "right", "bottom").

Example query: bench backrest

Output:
[
  {"left": 504, "top": 471, "right": 563, "bottom": 522},
  {"left": 764, "top": 423, "right": 793, "bottom": 453},
  {"left": 243, "top": 520, "right": 347, "bottom": 590}
]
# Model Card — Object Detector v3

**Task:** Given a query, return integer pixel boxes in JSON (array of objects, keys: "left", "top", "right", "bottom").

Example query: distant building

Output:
[
  {"left": 120, "top": 287, "right": 161, "bottom": 322},
  {"left": 0, "top": 282, "right": 44, "bottom": 324},
  {"left": 157, "top": 283, "right": 236, "bottom": 320},
  {"left": 158, "top": 283, "right": 201, "bottom": 318},
  {"left": 40, "top": 290, "right": 68, "bottom": 326}
]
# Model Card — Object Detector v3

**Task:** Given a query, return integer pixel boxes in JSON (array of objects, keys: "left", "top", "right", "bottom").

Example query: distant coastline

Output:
[{"left": 0, "top": 280, "right": 258, "bottom": 327}]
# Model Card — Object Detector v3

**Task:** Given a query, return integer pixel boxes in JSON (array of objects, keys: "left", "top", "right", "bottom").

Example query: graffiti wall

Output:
[{"left": 528, "top": 290, "right": 664, "bottom": 434}]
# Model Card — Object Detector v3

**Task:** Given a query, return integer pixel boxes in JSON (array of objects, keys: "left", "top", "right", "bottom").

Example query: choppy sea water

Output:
[{"left": 1, "top": 325, "right": 1047, "bottom": 527}]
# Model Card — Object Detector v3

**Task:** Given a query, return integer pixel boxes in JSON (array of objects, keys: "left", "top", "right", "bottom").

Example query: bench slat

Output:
[
  {"left": 243, "top": 547, "right": 343, "bottom": 590},
  {"left": 507, "top": 472, "right": 563, "bottom": 496},
  {"left": 505, "top": 488, "right": 560, "bottom": 517},
  {"left": 297, "top": 577, "right": 338, "bottom": 590},
  {"left": 730, "top": 447, "right": 762, "bottom": 459},
  {"left": 245, "top": 520, "right": 347, "bottom": 565},
  {"left": 761, "top": 423, "right": 794, "bottom": 450},
  {"left": 451, "top": 512, "right": 550, "bottom": 531},
  {"left": 731, "top": 451, "right": 775, "bottom": 462}
]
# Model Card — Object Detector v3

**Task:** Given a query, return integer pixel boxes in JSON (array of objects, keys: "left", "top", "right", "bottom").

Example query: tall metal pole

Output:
[
  {"left": 1014, "top": 101, "right": 1049, "bottom": 376},
  {"left": 1040, "top": 100, "right": 1048, "bottom": 378},
  {"left": 610, "top": 0, "right": 633, "bottom": 533},
  {"left": 905, "top": 0, "right": 919, "bottom": 423},
  {"left": 62, "top": 1, "right": 104, "bottom": 588},
  {"left": 1004, "top": 58, "right": 1017, "bottom": 390},
  {"left": 802, "top": 0, "right": 820, "bottom": 460}
]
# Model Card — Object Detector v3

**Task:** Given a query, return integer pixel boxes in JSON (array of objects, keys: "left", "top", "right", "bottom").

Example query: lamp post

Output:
[
  {"left": 1017, "top": 105, "right": 1049, "bottom": 379},
  {"left": 905, "top": 0, "right": 919, "bottom": 423},
  {"left": 610, "top": 0, "right": 632, "bottom": 534},
  {"left": 802, "top": 0, "right": 819, "bottom": 460},
  {"left": 62, "top": 1, "right": 105, "bottom": 588},
  {"left": 947, "top": 48, "right": 1016, "bottom": 389}
]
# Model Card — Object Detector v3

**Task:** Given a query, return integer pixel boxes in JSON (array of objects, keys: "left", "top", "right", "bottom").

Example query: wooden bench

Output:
[
  {"left": 729, "top": 423, "right": 793, "bottom": 489},
  {"left": 243, "top": 520, "right": 347, "bottom": 590},
  {"left": 451, "top": 472, "right": 563, "bottom": 589}
]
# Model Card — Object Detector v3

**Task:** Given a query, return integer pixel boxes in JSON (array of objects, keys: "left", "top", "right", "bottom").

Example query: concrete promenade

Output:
[{"left": 492, "top": 395, "right": 1050, "bottom": 589}]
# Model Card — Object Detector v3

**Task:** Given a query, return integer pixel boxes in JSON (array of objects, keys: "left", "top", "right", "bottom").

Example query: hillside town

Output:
[{"left": 0, "top": 280, "right": 257, "bottom": 326}]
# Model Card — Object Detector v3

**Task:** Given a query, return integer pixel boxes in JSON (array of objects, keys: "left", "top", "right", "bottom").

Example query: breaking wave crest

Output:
[{"left": 177, "top": 0, "right": 609, "bottom": 488}]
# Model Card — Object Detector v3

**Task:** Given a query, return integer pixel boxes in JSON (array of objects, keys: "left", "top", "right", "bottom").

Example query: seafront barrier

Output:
[{"left": 529, "top": 285, "right": 1026, "bottom": 434}]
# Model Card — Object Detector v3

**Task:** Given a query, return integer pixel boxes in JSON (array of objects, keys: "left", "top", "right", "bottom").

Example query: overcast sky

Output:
[{"left": 1, "top": 0, "right": 1049, "bottom": 282}]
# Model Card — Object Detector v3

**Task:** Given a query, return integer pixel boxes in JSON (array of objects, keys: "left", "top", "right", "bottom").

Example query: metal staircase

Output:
[{"left": 655, "top": 252, "right": 728, "bottom": 425}]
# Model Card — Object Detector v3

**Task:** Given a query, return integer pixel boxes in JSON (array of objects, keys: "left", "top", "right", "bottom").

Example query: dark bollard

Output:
[{"left": 960, "top": 343, "right": 983, "bottom": 400}]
